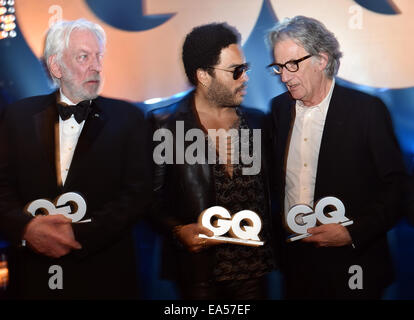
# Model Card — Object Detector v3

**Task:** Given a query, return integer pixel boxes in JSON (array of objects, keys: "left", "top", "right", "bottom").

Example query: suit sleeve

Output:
[
  {"left": 346, "top": 97, "right": 408, "bottom": 250},
  {"left": 71, "top": 107, "right": 154, "bottom": 257},
  {"left": 0, "top": 105, "right": 34, "bottom": 244}
]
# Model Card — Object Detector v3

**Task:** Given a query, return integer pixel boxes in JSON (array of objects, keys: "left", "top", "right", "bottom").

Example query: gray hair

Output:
[
  {"left": 267, "top": 16, "right": 342, "bottom": 78},
  {"left": 43, "top": 18, "right": 106, "bottom": 86}
]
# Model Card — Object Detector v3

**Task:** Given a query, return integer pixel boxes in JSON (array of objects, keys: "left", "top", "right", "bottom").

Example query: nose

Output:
[
  {"left": 280, "top": 68, "right": 292, "bottom": 83},
  {"left": 241, "top": 70, "right": 249, "bottom": 82},
  {"left": 91, "top": 54, "right": 103, "bottom": 73}
]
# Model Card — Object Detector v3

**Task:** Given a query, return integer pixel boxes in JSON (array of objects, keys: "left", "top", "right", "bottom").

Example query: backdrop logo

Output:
[{"left": 198, "top": 206, "right": 264, "bottom": 246}]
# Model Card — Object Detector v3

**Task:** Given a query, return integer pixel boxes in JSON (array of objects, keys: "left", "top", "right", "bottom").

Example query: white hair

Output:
[
  {"left": 267, "top": 16, "right": 342, "bottom": 78},
  {"left": 43, "top": 18, "right": 106, "bottom": 86}
]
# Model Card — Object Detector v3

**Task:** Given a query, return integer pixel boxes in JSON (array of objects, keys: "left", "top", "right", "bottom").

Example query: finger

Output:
[
  {"left": 65, "top": 239, "right": 82, "bottom": 250},
  {"left": 301, "top": 234, "right": 320, "bottom": 243},
  {"left": 54, "top": 234, "right": 82, "bottom": 250},
  {"left": 189, "top": 244, "right": 202, "bottom": 253},
  {"left": 48, "top": 246, "right": 71, "bottom": 258},
  {"left": 205, "top": 237, "right": 224, "bottom": 246},
  {"left": 197, "top": 225, "right": 214, "bottom": 237},
  {"left": 45, "top": 214, "right": 73, "bottom": 224},
  {"left": 307, "top": 225, "right": 326, "bottom": 234}
]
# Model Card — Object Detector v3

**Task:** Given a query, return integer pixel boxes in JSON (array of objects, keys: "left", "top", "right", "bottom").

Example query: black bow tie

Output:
[{"left": 57, "top": 100, "right": 92, "bottom": 123}]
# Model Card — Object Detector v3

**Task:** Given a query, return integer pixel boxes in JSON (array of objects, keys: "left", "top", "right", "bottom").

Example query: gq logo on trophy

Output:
[
  {"left": 24, "top": 192, "right": 89, "bottom": 223},
  {"left": 198, "top": 206, "right": 264, "bottom": 246},
  {"left": 22, "top": 192, "right": 90, "bottom": 246},
  {"left": 286, "top": 196, "right": 353, "bottom": 242}
]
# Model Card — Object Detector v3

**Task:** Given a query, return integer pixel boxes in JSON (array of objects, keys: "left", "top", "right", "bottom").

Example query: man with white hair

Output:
[
  {"left": 267, "top": 16, "right": 407, "bottom": 299},
  {"left": 0, "top": 19, "right": 152, "bottom": 299}
]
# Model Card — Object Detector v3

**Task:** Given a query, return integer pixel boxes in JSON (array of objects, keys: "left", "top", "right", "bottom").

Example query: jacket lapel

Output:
[
  {"left": 33, "top": 92, "right": 60, "bottom": 188},
  {"left": 314, "top": 84, "right": 347, "bottom": 199},
  {"left": 278, "top": 96, "right": 296, "bottom": 212},
  {"left": 63, "top": 98, "right": 107, "bottom": 189}
]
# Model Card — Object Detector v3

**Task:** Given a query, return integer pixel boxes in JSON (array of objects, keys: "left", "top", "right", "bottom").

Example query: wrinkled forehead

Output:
[
  {"left": 65, "top": 28, "right": 105, "bottom": 53},
  {"left": 273, "top": 38, "right": 307, "bottom": 62}
]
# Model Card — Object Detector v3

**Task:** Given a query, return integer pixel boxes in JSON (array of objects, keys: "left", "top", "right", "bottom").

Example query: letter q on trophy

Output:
[
  {"left": 22, "top": 192, "right": 90, "bottom": 246},
  {"left": 286, "top": 196, "right": 353, "bottom": 242},
  {"left": 198, "top": 206, "right": 264, "bottom": 246}
]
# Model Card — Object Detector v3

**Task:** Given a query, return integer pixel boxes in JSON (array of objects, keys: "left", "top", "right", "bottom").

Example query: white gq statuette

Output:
[
  {"left": 198, "top": 206, "right": 264, "bottom": 246},
  {"left": 22, "top": 192, "right": 90, "bottom": 246},
  {"left": 286, "top": 196, "right": 353, "bottom": 242}
]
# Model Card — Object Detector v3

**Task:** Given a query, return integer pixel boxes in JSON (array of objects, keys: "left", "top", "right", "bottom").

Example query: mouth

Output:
[
  {"left": 236, "top": 85, "right": 247, "bottom": 95},
  {"left": 287, "top": 83, "right": 299, "bottom": 90},
  {"left": 85, "top": 78, "right": 100, "bottom": 86}
]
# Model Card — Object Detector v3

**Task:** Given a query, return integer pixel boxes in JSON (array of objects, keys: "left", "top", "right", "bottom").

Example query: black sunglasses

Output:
[
  {"left": 208, "top": 63, "right": 250, "bottom": 80},
  {"left": 267, "top": 55, "right": 312, "bottom": 75}
]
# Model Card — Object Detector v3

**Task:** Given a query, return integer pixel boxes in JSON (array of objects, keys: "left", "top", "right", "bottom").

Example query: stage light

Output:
[
  {"left": 1, "top": 14, "right": 14, "bottom": 23},
  {"left": 0, "top": 0, "right": 16, "bottom": 40},
  {"left": 2, "top": 22, "right": 15, "bottom": 31},
  {"left": 0, "top": 254, "right": 9, "bottom": 293},
  {"left": 0, "top": 30, "right": 7, "bottom": 40}
]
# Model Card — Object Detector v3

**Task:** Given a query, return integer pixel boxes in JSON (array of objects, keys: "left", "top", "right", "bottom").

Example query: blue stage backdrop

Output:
[{"left": 0, "top": 0, "right": 413, "bottom": 299}]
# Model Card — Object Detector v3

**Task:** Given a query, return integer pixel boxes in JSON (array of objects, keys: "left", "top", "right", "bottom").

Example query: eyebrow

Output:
[{"left": 227, "top": 63, "right": 245, "bottom": 68}]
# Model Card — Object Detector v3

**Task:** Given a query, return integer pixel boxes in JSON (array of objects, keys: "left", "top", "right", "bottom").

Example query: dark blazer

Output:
[
  {"left": 0, "top": 91, "right": 152, "bottom": 299},
  {"left": 270, "top": 83, "right": 407, "bottom": 298},
  {"left": 148, "top": 92, "right": 278, "bottom": 284}
]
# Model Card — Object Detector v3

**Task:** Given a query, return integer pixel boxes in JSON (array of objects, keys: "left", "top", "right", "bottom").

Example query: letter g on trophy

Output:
[{"left": 286, "top": 196, "right": 353, "bottom": 242}]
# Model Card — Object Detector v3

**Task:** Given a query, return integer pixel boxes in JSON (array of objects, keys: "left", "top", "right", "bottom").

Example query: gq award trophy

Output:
[
  {"left": 198, "top": 206, "right": 264, "bottom": 246},
  {"left": 286, "top": 196, "right": 353, "bottom": 242},
  {"left": 22, "top": 192, "right": 90, "bottom": 246}
]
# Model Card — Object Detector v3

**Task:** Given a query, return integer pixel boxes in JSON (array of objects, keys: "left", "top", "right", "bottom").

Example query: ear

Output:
[
  {"left": 317, "top": 52, "right": 329, "bottom": 71},
  {"left": 196, "top": 68, "right": 211, "bottom": 87},
  {"left": 48, "top": 54, "right": 62, "bottom": 79}
]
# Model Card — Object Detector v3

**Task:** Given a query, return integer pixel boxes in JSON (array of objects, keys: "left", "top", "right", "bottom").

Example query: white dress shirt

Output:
[
  {"left": 284, "top": 79, "right": 335, "bottom": 217},
  {"left": 58, "top": 90, "right": 86, "bottom": 186}
]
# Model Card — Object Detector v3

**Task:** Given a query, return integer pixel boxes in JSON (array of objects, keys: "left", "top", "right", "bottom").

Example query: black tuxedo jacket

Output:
[
  {"left": 270, "top": 83, "right": 407, "bottom": 298},
  {"left": 0, "top": 91, "right": 152, "bottom": 299}
]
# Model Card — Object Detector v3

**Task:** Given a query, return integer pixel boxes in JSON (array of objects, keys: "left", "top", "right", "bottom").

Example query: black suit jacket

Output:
[
  {"left": 0, "top": 91, "right": 152, "bottom": 299},
  {"left": 270, "top": 83, "right": 407, "bottom": 297},
  {"left": 148, "top": 92, "right": 278, "bottom": 284}
]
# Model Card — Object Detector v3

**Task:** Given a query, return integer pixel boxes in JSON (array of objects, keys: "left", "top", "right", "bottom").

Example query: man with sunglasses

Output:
[
  {"left": 267, "top": 16, "right": 407, "bottom": 299},
  {"left": 148, "top": 23, "right": 277, "bottom": 299}
]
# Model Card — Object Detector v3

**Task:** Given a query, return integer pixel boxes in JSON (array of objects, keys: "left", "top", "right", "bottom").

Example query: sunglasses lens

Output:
[{"left": 233, "top": 64, "right": 249, "bottom": 80}]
